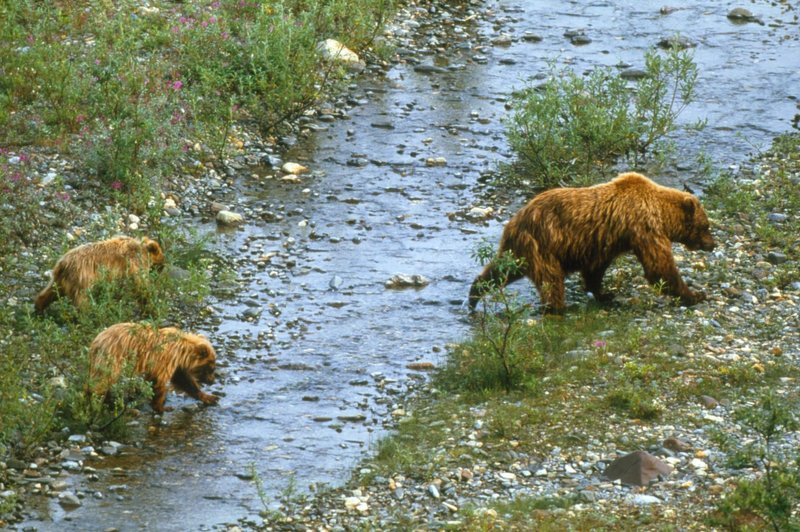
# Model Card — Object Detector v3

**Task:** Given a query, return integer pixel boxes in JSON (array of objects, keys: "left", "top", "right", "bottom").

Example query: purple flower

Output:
[
  {"left": 110, "top": 180, "right": 123, "bottom": 190},
  {"left": 171, "top": 80, "right": 183, "bottom": 91},
  {"left": 593, "top": 340, "right": 607, "bottom": 349}
]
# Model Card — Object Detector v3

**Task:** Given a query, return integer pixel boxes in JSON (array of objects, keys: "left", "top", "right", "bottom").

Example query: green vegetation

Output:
[
  {"left": 0, "top": 0, "right": 394, "bottom": 211},
  {"left": 504, "top": 46, "right": 699, "bottom": 188}
]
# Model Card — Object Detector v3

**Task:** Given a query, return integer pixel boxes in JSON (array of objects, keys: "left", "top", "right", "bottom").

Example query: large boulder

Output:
[{"left": 603, "top": 450, "right": 672, "bottom": 486}]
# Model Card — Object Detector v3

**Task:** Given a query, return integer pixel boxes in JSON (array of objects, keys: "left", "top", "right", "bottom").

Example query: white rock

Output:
[
  {"left": 128, "top": 214, "right": 140, "bottom": 224},
  {"left": 164, "top": 198, "right": 177, "bottom": 209},
  {"left": 344, "top": 496, "right": 361, "bottom": 510},
  {"left": 467, "top": 206, "right": 494, "bottom": 220},
  {"left": 216, "top": 210, "right": 244, "bottom": 226},
  {"left": 385, "top": 274, "right": 430, "bottom": 289},
  {"left": 690, "top": 458, "right": 708, "bottom": 470},
  {"left": 317, "top": 39, "right": 363, "bottom": 70},
  {"left": 630, "top": 494, "right": 661, "bottom": 505},
  {"left": 281, "top": 162, "right": 309, "bottom": 175}
]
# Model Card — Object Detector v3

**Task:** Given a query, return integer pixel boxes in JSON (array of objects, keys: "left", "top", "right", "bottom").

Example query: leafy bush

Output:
[
  {"left": 444, "top": 243, "right": 538, "bottom": 392},
  {"left": 505, "top": 46, "right": 699, "bottom": 188},
  {"left": 0, "top": 0, "right": 395, "bottom": 207}
]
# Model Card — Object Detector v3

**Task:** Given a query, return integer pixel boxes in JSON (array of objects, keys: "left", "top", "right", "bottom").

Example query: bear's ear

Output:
[
  {"left": 680, "top": 197, "right": 696, "bottom": 217},
  {"left": 195, "top": 343, "right": 215, "bottom": 362}
]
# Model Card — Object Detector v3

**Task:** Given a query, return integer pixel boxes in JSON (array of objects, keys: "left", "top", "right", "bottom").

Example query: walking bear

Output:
[
  {"left": 35, "top": 236, "right": 165, "bottom": 313},
  {"left": 469, "top": 172, "right": 716, "bottom": 313},
  {"left": 88, "top": 322, "right": 219, "bottom": 413}
]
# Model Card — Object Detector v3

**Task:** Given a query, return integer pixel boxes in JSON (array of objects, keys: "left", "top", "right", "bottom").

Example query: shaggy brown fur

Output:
[
  {"left": 88, "top": 322, "right": 218, "bottom": 413},
  {"left": 35, "top": 236, "right": 165, "bottom": 313},
  {"left": 469, "top": 172, "right": 716, "bottom": 313}
]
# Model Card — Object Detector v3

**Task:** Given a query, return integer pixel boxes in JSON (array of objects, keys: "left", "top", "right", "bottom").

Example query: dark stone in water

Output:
[
  {"left": 414, "top": 64, "right": 448, "bottom": 74},
  {"left": 657, "top": 35, "right": 695, "bottom": 50},
  {"left": 620, "top": 68, "right": 648, "bottom": 80}
]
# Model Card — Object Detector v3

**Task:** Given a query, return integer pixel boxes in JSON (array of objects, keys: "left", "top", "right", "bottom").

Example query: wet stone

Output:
[
  {"left": 216, "top": 210, "right": 244, "bottom": 226},
  {"left": 385, "top": 274, "right": 430, "bottom": 289},
  {"left": 727, "top": 7, "right": 763, "bottom": 25},
  {"left": 58, "top": 491, "right": 82, "bottom": 508},
  {"left": 414, "top": 64, "right": 448, "bottom": 74},
  {"left": 620, "top": 68, "right": 648, "bottom": 80},
  {"left": 522, "top": 32, "right": 543, "bottom": 42},
  {"left": 658, "top": 35, "right": 695, "bottom": 49}
]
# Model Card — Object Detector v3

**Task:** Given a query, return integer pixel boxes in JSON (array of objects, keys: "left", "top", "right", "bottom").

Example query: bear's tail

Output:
[{"left": 34, "top": 282, "right": 58, "bottom": 314}]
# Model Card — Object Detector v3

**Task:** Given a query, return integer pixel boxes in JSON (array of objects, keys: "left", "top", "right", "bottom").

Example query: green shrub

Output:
[
  {"left": 505, "top": 46, "right": 699, "bottom": 188},
  {"left": 0, "top": 0, "right": 395, "bottom": 206},
  {"left": 445, "top": 243, "right": 537, "bottom": 392}
]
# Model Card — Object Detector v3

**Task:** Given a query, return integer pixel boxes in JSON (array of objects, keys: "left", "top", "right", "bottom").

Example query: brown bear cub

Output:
[
  {"left": 35, "top": 236, "right": 165, "bottom": 313},
  {"left": 88, "top": 322, "right": 219, "bottom": 413},
  {"left": 469, "top": 172, "right": 716, "bottom": 313}
]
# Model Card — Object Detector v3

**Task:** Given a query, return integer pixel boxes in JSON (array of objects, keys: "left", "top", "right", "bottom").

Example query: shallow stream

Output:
[{"left": 26, "top": 1, "right": 798, "bottom": 529}]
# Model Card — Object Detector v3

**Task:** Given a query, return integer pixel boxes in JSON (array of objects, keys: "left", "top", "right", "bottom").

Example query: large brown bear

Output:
[
  {"left": 35, "top": 236, "right": 165, "bottom": 313},
  {"left": 88, "top": 322, "right": 219, "bottom": 413},
  {"left": 469, "top": 172, "right": 716, "bottom": 313}
]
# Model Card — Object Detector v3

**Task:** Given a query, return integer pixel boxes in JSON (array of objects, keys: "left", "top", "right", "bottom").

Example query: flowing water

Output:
[{"left": 24, "top": 1, "right": 798, "bottom": 530}]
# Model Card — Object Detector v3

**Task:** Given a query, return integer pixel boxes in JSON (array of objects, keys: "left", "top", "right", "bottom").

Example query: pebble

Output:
[
  {"left": 58, "top": 491, "right": 82, "bottom": 508},
  {"left": 281, "top": 162, "right": 309, "bottom": 175},
  {"left": 630, "top": 494, "right": 662, "bottom": 505}
]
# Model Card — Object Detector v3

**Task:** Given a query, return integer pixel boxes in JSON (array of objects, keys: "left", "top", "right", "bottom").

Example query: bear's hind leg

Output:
[
  {"left": 150, "top": 381, "right": 170, "bottom": 413},
  {"left": 582, "top": 264, "right": 614, "bottom": 303}
]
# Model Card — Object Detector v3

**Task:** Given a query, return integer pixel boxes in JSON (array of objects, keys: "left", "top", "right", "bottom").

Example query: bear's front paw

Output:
[
  {"left": 681, "top": 290, "right": 706, "bottom": 306},
  {"left": 200, "top": 393, "right": 220, "bottom": 406}
]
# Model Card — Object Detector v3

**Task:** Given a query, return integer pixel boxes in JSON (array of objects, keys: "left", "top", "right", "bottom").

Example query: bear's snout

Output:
[{"left": 699, "top": 234, "right": 716, "bottom": 252}]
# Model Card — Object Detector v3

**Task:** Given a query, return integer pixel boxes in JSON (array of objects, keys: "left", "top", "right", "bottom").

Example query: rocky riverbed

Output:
[{"left": 2, "top": 0, "right": 799, "bottom": 530}]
